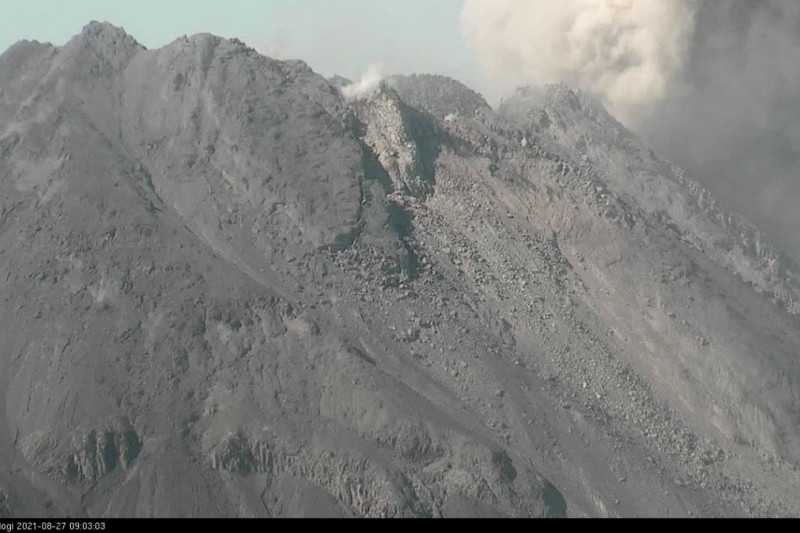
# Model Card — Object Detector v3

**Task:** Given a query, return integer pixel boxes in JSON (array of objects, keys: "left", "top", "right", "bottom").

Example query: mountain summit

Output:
[{"left": 1, "top": 23, "right": 799, "bottom": 518}]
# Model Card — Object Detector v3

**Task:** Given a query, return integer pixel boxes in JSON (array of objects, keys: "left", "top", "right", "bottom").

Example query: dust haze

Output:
[{"left": 463, "top": 0, "right": 800, "bottom": 259}]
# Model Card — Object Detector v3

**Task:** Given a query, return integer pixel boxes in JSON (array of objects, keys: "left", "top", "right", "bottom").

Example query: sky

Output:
[{"left": 0, "top": 0, "right": 481, "bottom": 89}]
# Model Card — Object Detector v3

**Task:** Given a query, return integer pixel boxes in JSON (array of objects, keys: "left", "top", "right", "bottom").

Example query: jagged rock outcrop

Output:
[
  {"left": 1, "top": 22, "right": 799, "bottom": 518},
  {"left": 351, "top": 84, "right": 437, "bottom": 198},
  {"left": 18, "top": 419, "right": 141, "bottom": 485}
]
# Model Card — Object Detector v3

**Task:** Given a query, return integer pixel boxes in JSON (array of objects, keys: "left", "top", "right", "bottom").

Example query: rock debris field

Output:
[{"left": 0, "top": 22, "right": 799, "bottom": 517}]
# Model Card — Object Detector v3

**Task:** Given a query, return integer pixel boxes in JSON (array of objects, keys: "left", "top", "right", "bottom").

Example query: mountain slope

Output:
[{"left": 0, "top": 23, "right": 798, "bottom": 517}]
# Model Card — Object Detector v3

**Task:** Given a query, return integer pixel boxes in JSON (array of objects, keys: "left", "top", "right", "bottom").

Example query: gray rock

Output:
[{"left": 1, "top": 22, "right": 799, "bottom": 519}]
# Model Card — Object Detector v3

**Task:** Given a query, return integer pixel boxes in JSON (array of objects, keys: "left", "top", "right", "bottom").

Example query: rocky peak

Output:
[
  {"left": 64, "top": 21, "right": 144, "bottom": 70},
  {"left": 79, "top": 21, "right": 139, "bottom": 45},
  {"left": 0, "top": 39, "right": 55, "bottom": 64},
  {"left": 386, "top": 74, "right": 491, "bottom": 120},
  {"left": 351, "top": 84, "right": 437, "bottom": 198},
  {"left": 499, "top": 84, "right": 624, "bottom": 141}
]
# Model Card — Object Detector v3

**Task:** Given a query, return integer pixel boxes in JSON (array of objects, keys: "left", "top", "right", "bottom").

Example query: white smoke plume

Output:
[
  {"left": 341, "top": 63, "right": 385, "bottom": 101},
  {"left": 462, "top": 0, "right": 699, "bottom": 122},
  {"left": 462, "top": 0, "right": 800, "bottom": 260}
]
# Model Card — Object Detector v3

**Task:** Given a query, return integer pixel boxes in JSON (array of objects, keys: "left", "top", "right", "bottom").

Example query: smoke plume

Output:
[
  {"left": 341, "top": 63, "right": 385, "bottom": 101},
  {"left": 462, "top": 0, "right": 800, "bottom": 258},
  {"left": 462, "top": 0, "right": 699, "bottom": 122}
]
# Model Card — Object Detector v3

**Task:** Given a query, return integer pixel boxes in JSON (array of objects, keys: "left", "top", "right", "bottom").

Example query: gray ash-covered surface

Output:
[{"left": 1, "top": 22, "right": 799, "bottom": 518}]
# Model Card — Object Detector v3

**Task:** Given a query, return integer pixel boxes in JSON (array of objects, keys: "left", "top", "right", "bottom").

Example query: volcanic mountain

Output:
[{"left": 1, "top": 22, "right": 799, "bottom": 517}]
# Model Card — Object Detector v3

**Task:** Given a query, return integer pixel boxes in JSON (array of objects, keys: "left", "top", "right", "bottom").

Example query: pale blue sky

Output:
[{"left": 0, "top": 0, "right": 482, "bottom": 91}]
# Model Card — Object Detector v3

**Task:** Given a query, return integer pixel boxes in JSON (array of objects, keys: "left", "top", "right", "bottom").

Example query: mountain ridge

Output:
[{"left": 0, "top": 22, "right": 799, "bottom": 517}]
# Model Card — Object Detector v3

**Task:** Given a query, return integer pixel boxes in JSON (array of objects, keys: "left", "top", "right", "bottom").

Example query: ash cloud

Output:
[
  {"left": 463, "top": 0, "right": 800, "bottom": 258},
  {"left": 461, "top": 0, "right": 699, "bottom": 122}
]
